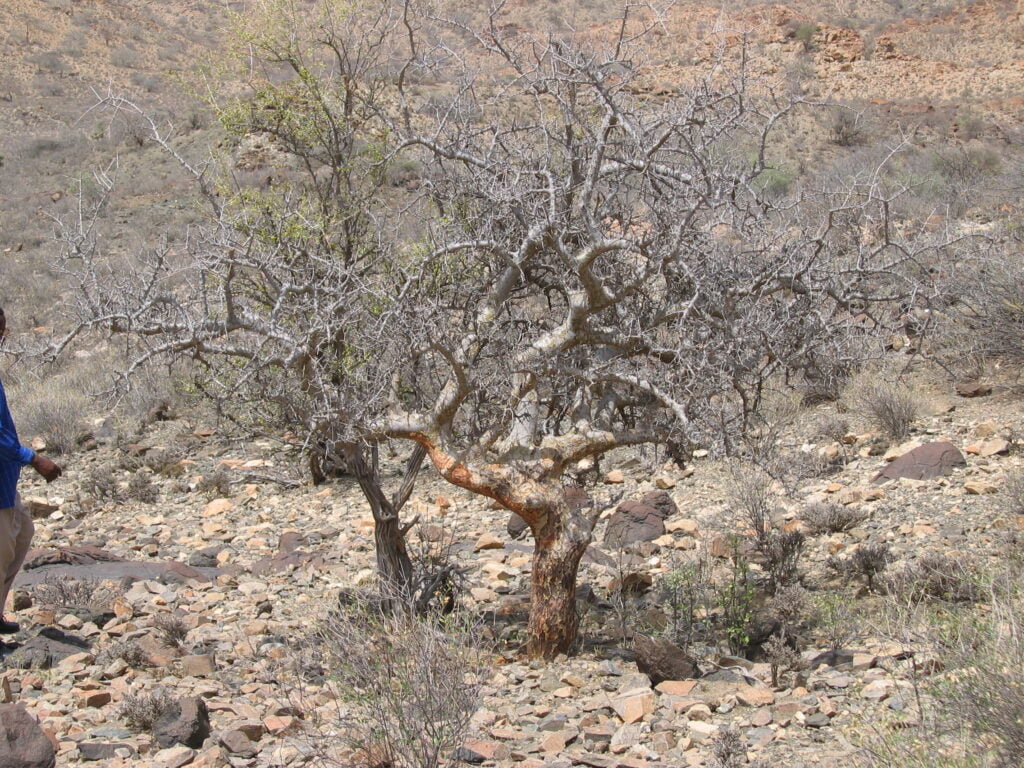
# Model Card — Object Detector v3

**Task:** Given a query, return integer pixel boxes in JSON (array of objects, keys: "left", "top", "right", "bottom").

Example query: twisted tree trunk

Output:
[
  {"left": 344, "top": 442, "right": 426, "bottom": 607},
  {"left": 527, "top": 511, "right": 592, "bottom": 658}
]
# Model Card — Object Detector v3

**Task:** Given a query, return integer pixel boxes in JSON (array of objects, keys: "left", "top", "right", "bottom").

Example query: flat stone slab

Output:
[
  {"left": 22, "top": 546, "right": 126, "bottom": 569},
  {"left": 15, "top": 560, "right": 219, "bottom": 588},
  {"left": 873, "top": 441, "right": 966, "bottom": 483},
  {"left": 2, "top": 627, "right": 91, "bottom": 670}
]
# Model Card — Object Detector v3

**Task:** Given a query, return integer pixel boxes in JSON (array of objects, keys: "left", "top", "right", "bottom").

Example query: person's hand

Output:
[{"left": 30, "top": 454, "right": 62, "bottom": 483}]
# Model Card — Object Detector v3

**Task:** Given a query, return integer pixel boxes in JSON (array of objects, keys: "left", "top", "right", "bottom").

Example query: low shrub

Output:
[
  {"left": 886, "top": 552, "right": 981, "bottom": 603},
  {"left": 127, "top": 470, "right": 159, "bottom": 503},
  {"left": 118, "top": 690, "right": 177, "bottom": 732},
  {"left": 846, "top": 375, "right": 919, "bottom": 441},
  {"left": 309, "top": 594, "right": 488, "bottom": 768},
  {"left": 803, "top": 501, "right": 867, "bottom": 534},
  {"left": 152, "top": 614, "right": 190, "bottom": 649}
]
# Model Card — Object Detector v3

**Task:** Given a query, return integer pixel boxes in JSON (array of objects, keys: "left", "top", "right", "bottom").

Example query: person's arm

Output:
[
  {"left": 0, "top": 408, "right": 60, "bottom": 481},
  {"left": 0, "top": 420, "right": 33, "bottom": 466}
]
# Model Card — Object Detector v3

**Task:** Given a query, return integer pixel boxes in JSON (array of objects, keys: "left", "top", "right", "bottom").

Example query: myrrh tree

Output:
[{"left": 53, "top": 1, "right": 958, "bottom": 657}]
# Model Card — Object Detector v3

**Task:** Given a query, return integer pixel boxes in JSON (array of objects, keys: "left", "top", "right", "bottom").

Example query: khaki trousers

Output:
[{"left": 0, "top": 495, "right": 33, "bottom": 616}]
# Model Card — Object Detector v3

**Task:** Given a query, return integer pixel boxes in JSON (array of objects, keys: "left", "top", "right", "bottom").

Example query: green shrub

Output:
[{"left": 794, "top": 23, "right": 818, "bottom": 51}]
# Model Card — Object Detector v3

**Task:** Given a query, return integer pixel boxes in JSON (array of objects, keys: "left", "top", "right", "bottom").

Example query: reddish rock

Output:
[
  {"left": 604, "top": 502, "right": 667, "bottom": 548},
  {"left": 180, "top": 654, "right": 216, "bottom": 677},
  {"left": 219, "top": 730, "right": 259, "bottom": 758},
  {"left": 873, "top": 442, "right": 966, "bottom": 483},
  {"left": 0, "top": 703, "right": 56, "bottom": 768},
  {"left": 612, "top": 689, "right": 656, "bottom": 724},
  {"left": 76, "top": 689, "right": 112, "bottom": 708},
  {"left": 154, "top": 698, "right": 211, "bottom": 749},
  {"left": 655, "top": 680, "right": 697, "bottom": 696}
]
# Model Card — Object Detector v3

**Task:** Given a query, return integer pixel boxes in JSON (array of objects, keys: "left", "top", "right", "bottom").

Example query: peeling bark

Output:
[{"left": 527, "top": 508, "right": 593, "bottom": 659}]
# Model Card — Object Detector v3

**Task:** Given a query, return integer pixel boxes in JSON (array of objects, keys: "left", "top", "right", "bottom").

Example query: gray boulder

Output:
[{"left": 0, "top": 703, "right": 56, "bottom": 768}]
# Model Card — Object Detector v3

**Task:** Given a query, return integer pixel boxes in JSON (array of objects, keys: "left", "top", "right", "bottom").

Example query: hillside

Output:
[{"left": 2, "top": 3, "right": 1024, "bottom": 768}]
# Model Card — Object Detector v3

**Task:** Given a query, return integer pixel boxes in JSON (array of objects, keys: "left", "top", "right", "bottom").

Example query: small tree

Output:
[{"left": 54, "top": 2, "right": 961, "bottom": 657}]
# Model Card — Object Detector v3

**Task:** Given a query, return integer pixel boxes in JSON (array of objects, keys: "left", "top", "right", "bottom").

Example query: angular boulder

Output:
[
  {"left": 633, "top": 634, "right": 701, "bottom": 685},
  {"left": 604, "top": 500, "right": 670, "bottom": 549},
  {"left": 872, "top": 441, "right": 966, "bottom": 483},
  {"left": 0, "top": 703, "right": 56, "bottom": 768},
  {"left": 638, "top": 491, "right": 679, "bottom": 520},
  {"left": 153, "top": 697, "right": 211, "bottom": 749}
]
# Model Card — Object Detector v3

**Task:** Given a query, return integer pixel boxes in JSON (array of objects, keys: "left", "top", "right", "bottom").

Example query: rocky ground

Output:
[{"left": 1, "top": 369, "right": 1021, "bottom": 768}]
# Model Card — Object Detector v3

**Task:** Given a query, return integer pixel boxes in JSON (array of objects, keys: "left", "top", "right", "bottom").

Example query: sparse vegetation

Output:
[
  {"left": 829, "top": 542, "right": 892, "bottom": 592},
  {"left": 152, "top": 614, "right": 190, "bottom": 649},
  {"left": 886, "top": 552, "right": 981, "bottom": 603},
  {"left": 804, "top": 501, "right": 868, "bottom": 534},
  {"left": 127, "top": 469, "right": 159, "bottom": 503},
  {"left": 657, "top": 558, "right": 712, "bottom": 651},
  {"left": 793, "top": 22, "right": 819, "bottom": 51},
  {"left": 82, "top": 465, "right": 122, "bottom": 501},
  {"left": 118, "top": 690, "right": 177, "bottom": 733},
  {"left": 16, "top": 387, "right": 88, "bottom": 455},
  {"left": 829, "top": 108, "right": 866, "bottom": 146},
  {"left": 98, "top": 640, "right": 150, "bottom": 668},
  {"left": 196, "top": 468, "right": 232, "bottom": 498},
  {"left": 309, "top": 595, "right": 487, "bottom": 768},
  {"left": 847, "top": 376, "right": 920, "bottom": 441},
  {"left": 145, "top": 447, "right": 186, "bottom": 478},
  {"left": 4, "top": 2, "right": 1024, "bottom": 765},
  {"left": 858, "top": 563, "right": 1024, "bottom": 768},
  {"left": 33, "top": 578, "right": 114, "bottom": 618}
]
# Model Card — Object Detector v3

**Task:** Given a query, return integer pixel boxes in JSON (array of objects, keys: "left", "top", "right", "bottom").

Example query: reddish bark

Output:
[
  {"left": 417, "top": 438, "right": 599, "bottom": 658},
  {"left": 527, "top": 515, "right": 591, "bottom": 658}
]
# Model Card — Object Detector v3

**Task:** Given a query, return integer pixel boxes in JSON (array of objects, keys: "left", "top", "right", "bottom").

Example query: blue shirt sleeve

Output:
[
  {"left": 0, "top": 380, "right": 34, "bottom": 466},
  {"left": 0, "top": 427, "right": 34, "bottom": 465}
]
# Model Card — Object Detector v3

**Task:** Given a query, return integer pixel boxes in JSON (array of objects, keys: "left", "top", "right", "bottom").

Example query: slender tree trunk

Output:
[
  {"left": 343, "top": 442, "right": 426, "bottom": 609},
  {"left": 527, "top": 509, "right": 592, "bottom": 659},
  {"left": 373, "top": 502, "right": 415, "bottom": 602}
]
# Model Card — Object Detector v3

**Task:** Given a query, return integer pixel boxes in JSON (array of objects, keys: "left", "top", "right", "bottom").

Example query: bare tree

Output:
[
  {"left": 53, "top": 2, "right": 960, "bottom": 657},
  {"left": 51, "top": 0, "right": 439, "bottom": 606}
]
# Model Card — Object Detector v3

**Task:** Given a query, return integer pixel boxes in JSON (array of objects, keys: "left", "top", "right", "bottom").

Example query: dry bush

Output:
[
  {"left": 109, "top": 45, "right": 143, "bottom": 69},
  {"left": 196, "top": 468, "right": 232, "bottom": 498},
  {"left": 858, "top": 565, "right": 1024, "bottom": 768},
  {"left": 145, "top": 447, "right": 186, "bottom": 478},
  {"left": 1002, "top": 468, "right": 1024, "bottom": 516},
  {"left": 82, "top": 465, "right": 122, "bottom": 501},
  {"left": 152, "top": 614, "right": 190, "bottom": 649},
  {"left": 15, "top": 386, "right": 88, "bottom": 455},
  {"left": 97, "top": 640, "right": 149, "bottom": 668},
  {"left": 33, "top": 578, "right": 114, "bottom": 617},
  {"left": 813, "top": 414, "right": 851, "bottom": 443},
  {"left": 306, "top": 594, "right": 487, "bottom": 768},
  {"left": 803, "top": 501, "right": 867, "bottom": 534},
  {"left": 950, "top": 252, "right": 1024, "bottom": 367},
  {"left": 127, "top": 470, "right": 159, "bottom": 503},
  {"left": 828, "top": 542, "right": 892, "bottom": 592},
  {"left": 657, "top": 557, "right": 713, "bottom": 651},
  {"left": 728, "top": 462, "right": 773, "bottom": 544},
  {"left": 727, "top": 463, "right": 806, "bottom": 592},
  {"left": 846, "top": 375, "right": 919, "bottom": 441},
  {"left": 829, "top": 107, "right": 867, "bottom": 147},
  {"left": 886, "top": 552, "right": 981, "bottom": 603},
  {"left": 118, "top": 689, "right": 177, "bottom": 732}
]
